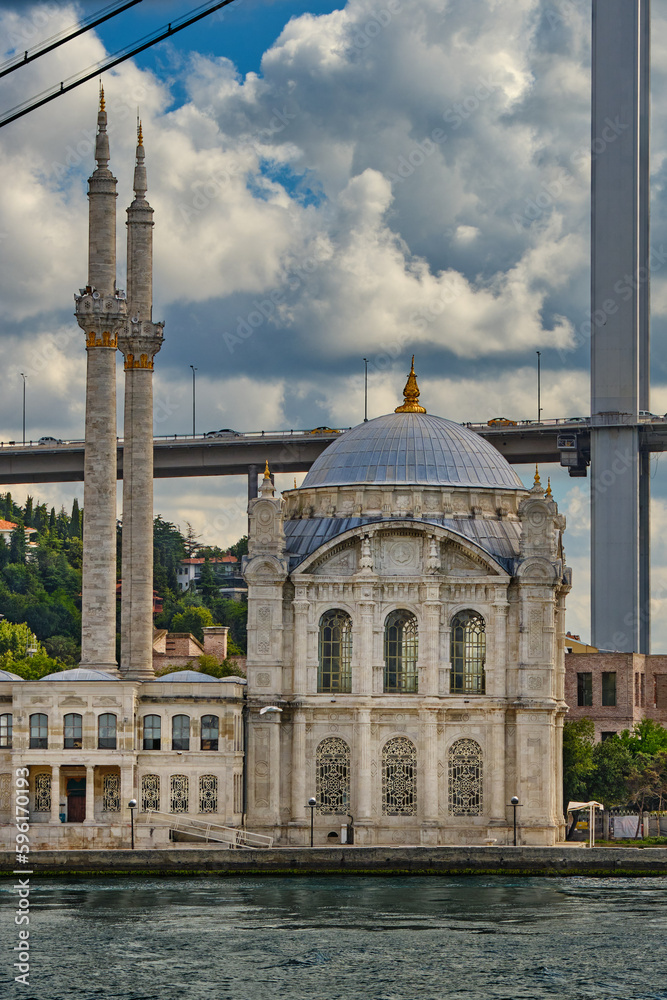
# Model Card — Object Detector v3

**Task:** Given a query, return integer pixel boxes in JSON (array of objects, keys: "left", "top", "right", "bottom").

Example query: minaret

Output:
[
  {"left": 118, "top": 120, "right": 164, "bottom": 680},
  {"left": 74, "top": 88, "right": 126, "bottom": 674}
]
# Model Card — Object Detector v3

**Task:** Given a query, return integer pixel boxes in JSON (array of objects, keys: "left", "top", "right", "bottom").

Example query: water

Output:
[{"left": 1, "top": 875, "right": 666, "bottom": 999}]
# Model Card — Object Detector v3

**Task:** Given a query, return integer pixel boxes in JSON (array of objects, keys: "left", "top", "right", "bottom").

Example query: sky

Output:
[{"left": 1, "top": 0, "right": 667, "bottom": 646}]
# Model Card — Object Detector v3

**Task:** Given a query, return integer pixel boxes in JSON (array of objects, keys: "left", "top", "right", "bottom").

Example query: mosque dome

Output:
[
  {"left": 41, "top": 667, "right": 118, "bottom": 681},
  {"left": 0, "top": 669, "right": 23, "bottom": 681},
  {"left": 301, "top": 360, "right": 524, "bottom": 492},
  {"left": 154, "top": 670, "right": 219, "bottom": 682}
]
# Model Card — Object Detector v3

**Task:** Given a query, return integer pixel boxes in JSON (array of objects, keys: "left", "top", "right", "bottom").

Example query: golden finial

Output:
[
  {"left": 395, "top": 355, "right": 427, "bottom": 414},
  {"left": 99, "top": 82, "right": 105, "bottom": 112},
  {"left": 137, "top": 117, "right": 143, "bottom": 146},
  {"left": 546, "top": 477, "right": 553, "bottom": 499},
  {"left": 533, "top": 463, "right": 542, "bottom": 488},
  {"left": 264, "top": 459, "right": 271, "bottom": 479},
  {"left": 294, "top": 477, "right": 297, "bottom": 489}
]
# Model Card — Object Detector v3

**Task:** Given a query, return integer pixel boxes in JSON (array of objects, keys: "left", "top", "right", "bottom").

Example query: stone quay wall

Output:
[{"left": 2, "top": 846, "right": 667, "bottom": 876}]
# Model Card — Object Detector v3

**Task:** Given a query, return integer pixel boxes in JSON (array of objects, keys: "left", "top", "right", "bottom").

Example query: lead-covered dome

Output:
[{"left": 301, "top": 411, "right": 525, "bottom": 490}]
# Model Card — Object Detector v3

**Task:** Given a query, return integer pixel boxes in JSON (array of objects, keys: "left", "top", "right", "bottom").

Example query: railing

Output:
[{"left": 141, "top": 810, "right": 273, "bottom": 848}]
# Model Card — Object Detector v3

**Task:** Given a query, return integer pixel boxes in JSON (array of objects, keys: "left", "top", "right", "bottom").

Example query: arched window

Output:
[
  {"left": 448, "top": 739, "right": 483, "bottom": 816},
  {"left": 170, "top": 774, "right": 189, "bottom": 813},
  {"left": 30, "top": 714, "right": 48, "bottom": 749},
  {"left": 315, "top": 737, "right": 350, "bottom": 814},
  {"left": 450, "top": 611, "right": 486, "bottom": 694},
  {"left": 0, "top": 714, "right": 12, "bottom": 749},
  {"left": 143, "top": 715, "right": 161, "bottom": 750},
  {"left": 384, "top": 610, "right": 418, "bottom": 693},
  {"left": 63, "top": 713, "right": 82, "bottom": 749},
  {"left": 318, "top": 610, "right": 352, "bottom": 693},
  {"left": 382, "top": 737, "right": 417, "bottom": 815},
  {"left": 199, "top": 774, "right": 218, "bottom": 813},
  {"left": 98, "top": 714, "right": 117, "bottom": 749},
  {"left": 141, "top": 774, "right": 160, "bottom": 812},
  {"left": 172, "top": 715, "right": 190, "bottom": 751},
  {"left": 201, "top": 715, "right": 219, "bottom": 751}
]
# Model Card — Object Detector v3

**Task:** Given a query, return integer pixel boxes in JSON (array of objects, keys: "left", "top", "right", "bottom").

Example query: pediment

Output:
[{"left": 312, "top": 543, "right": 358, "bottom": 576}]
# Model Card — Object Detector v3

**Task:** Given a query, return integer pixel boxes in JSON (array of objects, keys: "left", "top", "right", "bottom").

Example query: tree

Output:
[
  {"left": 70, "top": 498, "right": 81, "bottom": 538},
  {"left": 229, "top": 535, "right": 248, "bottom": 560},
  {"left": 621, "top": 719, "right": 667, "bottom": 757},
  {"left": 563, "top": 718, "right": 595, "bottom": 838},
  {"left": 153, "top": 516, "right": 186, "bottom": 594},
  {"left": 9, "top": 523, "right": 26, "bottom": 564},
  {"left": 23, "top": 495, "right": 33, "bottom": 527},
  {"left": 197, "top": 654, "right": 245, "bottom": 678},
  {"left": 589, "top": 736, "right": 633, "bottom": 809},
  {"left": 198, "top": 557, "right": 219, "bottom": 600},
  {"left": 171, "top": 605, "right": 214, "bottom": 643},
  {"left": 184, "top": 521, "right": 201, "bottom": 557},
  {"left": 627, "top": 754, "right": 661, "bottom": 838}
]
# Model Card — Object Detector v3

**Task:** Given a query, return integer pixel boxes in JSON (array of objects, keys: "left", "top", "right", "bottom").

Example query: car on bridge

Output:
[
  {"left": 203, "top": 429, "right": 242, "bottom": 438},
  {"left": 310, "top": 426, "right": 341, "bottom": 434},
  {"left": 487, "top": 417, "right": 517, "bottom": 427},
  {"left": 38, "top": 436, "right": 63, "bottom": 446}
]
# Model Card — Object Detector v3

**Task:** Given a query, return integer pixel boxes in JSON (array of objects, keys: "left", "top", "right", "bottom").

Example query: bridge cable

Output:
[{"left": 0, "top": 0, "right": 239, "bottom": 129}]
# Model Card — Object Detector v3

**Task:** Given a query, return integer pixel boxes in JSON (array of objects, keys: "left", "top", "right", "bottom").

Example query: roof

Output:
[
  {"left": 301, "top": 412, "right": 525, "bottom": 491},
  {"left": 180, "top": 557, "right": 229, "bottom": 565},
  {"left": 284, "top": 515, "right": 522, "bottom": 573},
  {"left": 40, "top": 668, "right": 118, "bottom": 681},
  {"left": 0, "top": 669, "right": 23, "bottom": 680},
  {"left": 154, "top": 670, "right": 219, "bottom": 682},
  {"left": 0, "top": 519, "right": 18, "bottom": 531}
]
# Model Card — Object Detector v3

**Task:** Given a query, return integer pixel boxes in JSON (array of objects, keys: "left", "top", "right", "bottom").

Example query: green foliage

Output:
[
  {"left": 153, "top": 516, "right": 186, "bottom": 594},
  {"left": 198, "top": 557, "right": 219, "bottom": 600},
  {"left": 9, "top": 652, "right": 69, "bottom": 680},
  {"left": 620, "top": 719, "right": 667, "bottom": 756},
  {"left": 10, "top": 523, "right": 26, "bottom": 564},
  {"left": 589, "top": 736, "right": 633, "bottom": 808},
  {"left": 206, "top": 596, "right": 247, "bottom": 653},
  {"left": 229, "top": 535, "right": 248, "bottom": 560},
  {"left": 197, "top": 654, "right": 245, "bottom": 678},
  {"left": 171, "top": 606, "right": 214, "bottom": 643},
  {"left": 0, "top": 619, "right": 43, "bottom": 659},
  {"left": 42, "top": 634, "right": 79, "bottom": 666},
  {"left": 563, "top": 718, "right": 595, "bottom": 812}
]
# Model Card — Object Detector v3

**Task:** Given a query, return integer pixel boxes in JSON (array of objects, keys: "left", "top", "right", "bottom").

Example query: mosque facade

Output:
[{"left": 244, "top": 367, "right": 572, "bottom": 846}]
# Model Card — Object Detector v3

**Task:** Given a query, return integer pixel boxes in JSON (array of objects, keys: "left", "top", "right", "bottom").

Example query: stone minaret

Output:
[
  {"left": 75, "top": 88, "right": 126, "bottom": 674},
  {"left": 118, "top": 121, "right": 164, "bottom": 680}
]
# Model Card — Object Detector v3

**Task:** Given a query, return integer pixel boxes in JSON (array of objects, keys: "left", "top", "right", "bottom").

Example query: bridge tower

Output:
[
  {"left": 74, "top": 88, "right": 126, "bottom": 675},
  {"left": 591, "top": 0, "right": 651, "bottom": 652},
  {"left": 117, "top": 122, "right": 164, "bottom": 680}
]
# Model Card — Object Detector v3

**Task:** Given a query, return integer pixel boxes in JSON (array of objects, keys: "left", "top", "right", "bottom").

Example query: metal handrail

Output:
[{"left": 141, "top": 810, "right": 273, "bottom": 848}]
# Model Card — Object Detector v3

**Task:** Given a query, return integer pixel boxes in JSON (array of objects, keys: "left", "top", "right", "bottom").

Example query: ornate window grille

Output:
[
  {"left": 0, "top": 773, "right": 10, "bottom": 814},
  {"left": 98, "top": 713, "right": 117, "bottom": 750},
  {"left": 315, "top": 737, "right": 350, "bottom": 814},
  {"left": 141, "top": 773, "right": 160, "bottom": 812},
  {"left": 102, "top": 773, "right": 120, "bottom": 812},
  {"left": 170, "top": 774, "right": 189, "bottom": 813},
  {"left": 34, "top": 773, "right": 51, "bottom": 812},
  {"left": 450, "top": 611, "right": 486, "bottom": 695},
  {"left": 201, "top": 715, "right": 219, "bottom": 751},
  {"left": 318, "top": 610, "right": 353, "bottom": 693},
  {"left": 63, "top": 713, "right": 82, "bottom": 749},
  {"left": 448, "top": 739, "right": 483, "bottom": 816},
  {"left": 382, "top": 737, "right": 417, "bottom": 815},
  {"left": 199, "top": 774, "right": 218, "bottom": 813},
  {"left": 0, "top": 713, "right": 12, "bottom": 748},
  {"left": 172, "top": 715, "right": 190, "bottom": 751},
  {"left": 29, "top": 713, "right": 48, "bottom": 749},
  {"left": 143, "top": 715, "right": 161, "bottom": 750},
  {"left": 384, "top": 610, "right": 418, "bottom": 693}
]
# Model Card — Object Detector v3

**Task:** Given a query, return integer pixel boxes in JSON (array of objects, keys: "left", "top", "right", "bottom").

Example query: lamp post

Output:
[
  {"left": 20, "top": 373, "right": 26, "bottom": 446},
  {"left": 510, "top": 795, "right": 521, "bottom": 846},
  {"left": 308, "top": 796, "right": 317, "bottom": 847},
  {"left": 189, "top": 364, "right": 197, "bottom": 437},
  {"left": 536, "top": 351, "right": 542, "bottom": 423},
  {"left": 363, "top": 357, "right": 369, "bottom": 422},
  {"left": 128, "top": 798, "right": 137, "bottom": 850}
]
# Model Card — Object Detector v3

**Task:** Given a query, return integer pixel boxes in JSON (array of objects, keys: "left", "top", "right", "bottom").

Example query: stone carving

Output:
[
  {"left": 255, "top": 672, "right": 271, "bottom": 687},
  {"left": 527, "top": 674, "right": 543, "bottom": 690},
  {"left": 529, "top": 608, "right": 543, "bottom": 658},
  {"left": 380, "top": 536, "right": 420, "bottom": 574}
]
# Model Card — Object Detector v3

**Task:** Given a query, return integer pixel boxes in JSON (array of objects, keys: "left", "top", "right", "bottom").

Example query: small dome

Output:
[
  {"left": 154, "top": 670, "right": 218, "bottom": 682},
  {"left": 41, "top": 667, "right": 118, "bottom": 681},
  {"left": 301, "top": 411, "right": 524, "bottom": 491},
  {"left": 0, "top": 669, "right": 24, "bottom": 681}
]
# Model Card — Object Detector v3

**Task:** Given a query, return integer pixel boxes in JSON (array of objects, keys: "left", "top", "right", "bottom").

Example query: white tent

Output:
[{"left": 567, "top": 800, "right": 604, "bottom": 847}]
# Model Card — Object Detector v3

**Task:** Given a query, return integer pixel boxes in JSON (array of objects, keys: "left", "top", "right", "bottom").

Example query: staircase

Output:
[{"left": 141, "top": 811, "right": 273, "bottom": 849}]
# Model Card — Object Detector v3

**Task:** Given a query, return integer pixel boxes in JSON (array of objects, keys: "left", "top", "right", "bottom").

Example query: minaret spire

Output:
[
  {"left": 395, "top": 355, "right": 427, "bottom": 413},
  {"left": 118, "top": 124, "right": 164, "bottom": 680},
  {"left": 74, "top": 96, "right": 126, "bottom": 675}
]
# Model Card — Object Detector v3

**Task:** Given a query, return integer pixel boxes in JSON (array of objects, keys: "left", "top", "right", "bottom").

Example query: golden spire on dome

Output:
[
  {"left": 99, "top": 82, "right": 105, "bottom": 112},
  {"left": 395, "top": 355, "right": 427, "bottom": 413},
  {"left": 546, "top": 477, "right": 553, "bottom": 499},
  {"left": 264, "top": 459, "right": 271, "bottom": 479},
  {"left": 533, "top": 464, "right": 542, "bottom": 488}
]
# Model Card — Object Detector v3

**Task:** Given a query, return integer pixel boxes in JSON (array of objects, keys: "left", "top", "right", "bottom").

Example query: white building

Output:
[{"left": 244, "top": 364, "right": 571, "bottom": 846}]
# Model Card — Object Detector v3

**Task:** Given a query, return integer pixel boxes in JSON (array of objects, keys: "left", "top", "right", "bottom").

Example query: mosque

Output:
[{"left": 0, "top": 99, "right": 571, "bottom": 848}]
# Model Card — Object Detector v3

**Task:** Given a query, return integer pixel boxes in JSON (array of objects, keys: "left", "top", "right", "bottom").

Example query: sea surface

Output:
[{"left": 1, "top": 875, "right": 666, "bottom": 999}]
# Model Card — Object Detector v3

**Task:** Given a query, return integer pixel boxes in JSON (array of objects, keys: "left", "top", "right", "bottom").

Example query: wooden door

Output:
[{"left": 67, "top": 794, "right": 85, "bottom": 823}]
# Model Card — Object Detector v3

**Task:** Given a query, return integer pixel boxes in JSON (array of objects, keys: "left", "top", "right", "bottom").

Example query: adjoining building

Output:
[{"left": 243, "top": 363, "right": 572, "bottom": 846}]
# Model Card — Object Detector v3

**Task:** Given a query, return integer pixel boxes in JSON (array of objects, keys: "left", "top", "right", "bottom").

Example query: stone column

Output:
[
  {"left": 421, "top": 594, "right": 441, "bottom": 696},
  {"left": 290, "top": 710, "right": 306, "bottom": 829},
  {"left": 50, "top": 766, "right": 61, "bottom": 824},
  {"left": 356, "top": 709, "right": 372, "bottom": 831},
  {"left": 84, "top": 766, "right": 95, "bottom": 825},
  {"left": 491, "top": 598, "right": 509, "bottom": 698},
  {"left": 268, "top": 716, "right": 281, "bottom": 822},
  {"left": 292, "top": 600, "right": 309, "bottom": 694},
  {"left": 356, "top": 601, "right": 375, "bottom": 695},
  {"left": 420, "top": 710, "right": 438, "bottom": 833},
  {"left": 488, "top": 709, "right": 506, "bottom": 825}
]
